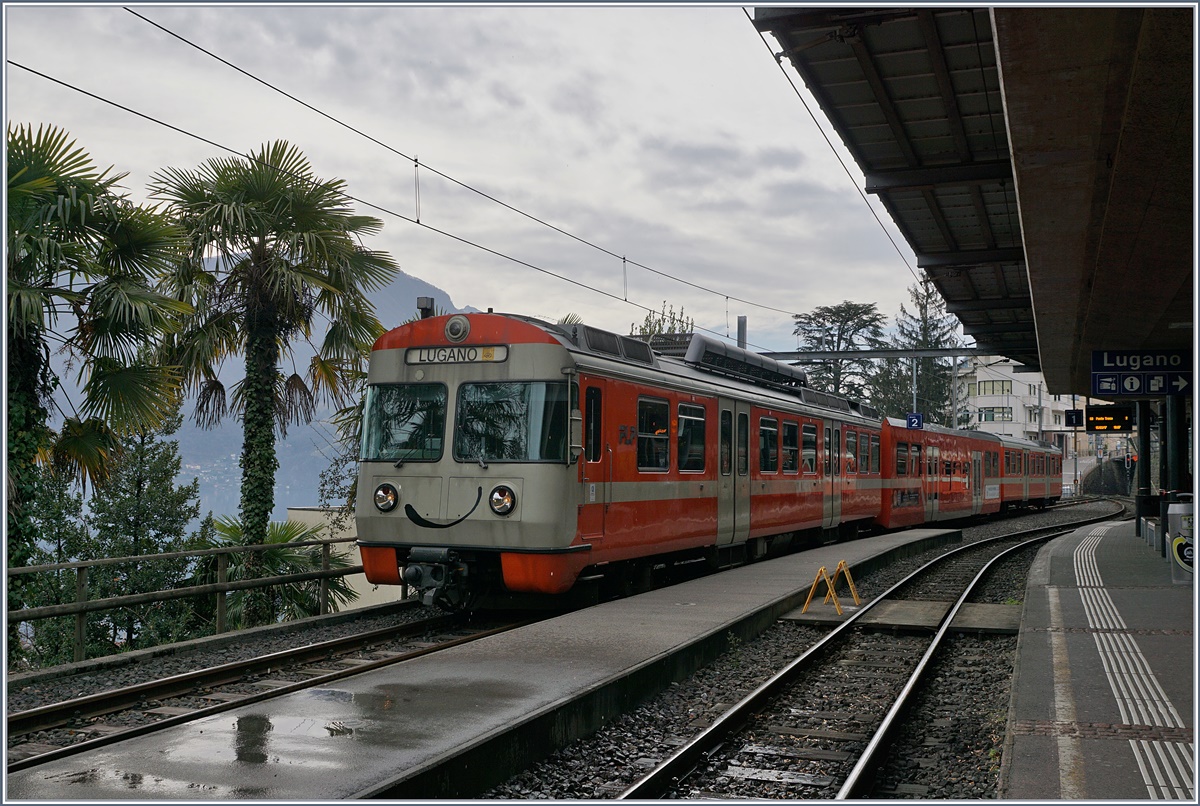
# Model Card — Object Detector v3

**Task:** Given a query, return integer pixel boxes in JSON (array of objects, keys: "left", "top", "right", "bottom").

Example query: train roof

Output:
[
  {"left": 493, "top": 313, "right": 882, "bottom": 424},
  {"left": 882, "top": 417, "right": 1059, "bottom": 453}
]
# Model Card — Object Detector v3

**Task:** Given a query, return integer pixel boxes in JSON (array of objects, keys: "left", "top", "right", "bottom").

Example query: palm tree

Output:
[
  {"left": 148, "top": 141, "right": 398, "bottom": 626},
  {"left": 188, "top": 517, "right": 359, "bottom": 628},
  {"left": 6, "top": 123, "right": 188, "bottom": 638}
]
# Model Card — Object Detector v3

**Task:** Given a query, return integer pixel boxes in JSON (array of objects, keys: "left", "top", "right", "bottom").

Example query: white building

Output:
[{"left": 952, "top": 355, "right": 1130, "bottom": 463}]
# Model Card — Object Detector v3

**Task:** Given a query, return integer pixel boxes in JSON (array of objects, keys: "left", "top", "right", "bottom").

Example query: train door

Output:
[
  {"left": 925, "top": 444, "right": 940, "bottom": 521},
  {"left": 823, "top": 423, "right": 842, "bottom": 528},
  {"left": 971, "top": 451, "right": 983, "bottom": 514},
  {"left": 715, "top": 401, "right": 751, "bottom": 544},
  {"left": 579, "top": 381, "right": 609, "bottom": 538}
]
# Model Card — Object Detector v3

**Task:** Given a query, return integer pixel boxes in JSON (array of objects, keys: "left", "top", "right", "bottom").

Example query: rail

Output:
[
  {"left": 618, "top": 503, "right": 1123, "bottom": 799},
  {"left": 6, "top": 535, "right": 398, "bottom": 663}
]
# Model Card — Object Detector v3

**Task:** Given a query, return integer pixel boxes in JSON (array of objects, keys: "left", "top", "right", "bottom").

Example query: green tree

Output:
[
  {"left": 632, "top": 301, "right": 694, "bottom": 337},
  {"left": 792, "top": 301, "right": 886, "bottom": 399},
  {"left": 83, "top": 405, "right": 204, "bottom": 651},
  {"left": 6, "top": 123, "right": 188, "bottom": 646},
  {"left": 893, "top": 279, "right": 960, "bottom": 424},
  {"left": 13, "top": 464, "right": 90, "bottom": 669},
  {"left": 149, "top": 141, "right": 398, "bottom": 626},
  {"left": 864, "top": 354, "right": 912, "bottom": 420},
  {"left": 188, "top": 518, "right": 360, "bottom": 628}
]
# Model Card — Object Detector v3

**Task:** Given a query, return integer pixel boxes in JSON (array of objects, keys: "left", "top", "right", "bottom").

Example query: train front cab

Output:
[{"left": 356, "top": 313, "right": 594, "bottom": 608}]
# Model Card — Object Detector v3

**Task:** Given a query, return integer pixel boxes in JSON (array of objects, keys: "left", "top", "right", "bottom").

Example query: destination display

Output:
[
  {"left": 1085, "top": 404, "right": 1134, "bottom": 432},
  {"left": 406, "top": 345, "right": 509, "bottom": 365}
]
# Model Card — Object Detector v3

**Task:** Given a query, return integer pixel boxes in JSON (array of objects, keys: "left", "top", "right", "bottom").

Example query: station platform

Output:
[
  {"left": 5, "top": 528, "right": 959, "bottom": 800},
  {"left": 1001, "top": 520, "right": 1195, "bottom": 800}
]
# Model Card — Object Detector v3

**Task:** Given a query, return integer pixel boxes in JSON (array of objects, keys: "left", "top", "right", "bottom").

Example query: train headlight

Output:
[
  {"left": 374, "top": 483, "right": 400, "bottom": 512},
  {"left": 445, "top": 315, "right": 470, "bottom": 343},
  {"left": 489, "top": 485, "right": 516, "bottom": 516}
]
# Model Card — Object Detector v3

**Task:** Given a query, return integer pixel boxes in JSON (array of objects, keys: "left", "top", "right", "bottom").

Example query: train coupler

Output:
[{"left": 402, "top": 547, "right": 471, "bottom": 610}]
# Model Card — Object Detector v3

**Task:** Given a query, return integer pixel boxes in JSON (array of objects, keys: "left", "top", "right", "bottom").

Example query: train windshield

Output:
[
  {"left": 361, "top": 383, "right": 447, "bottom": 462},
  {"left": 454, "top": 382, "right": 570, "bottom": 463}
]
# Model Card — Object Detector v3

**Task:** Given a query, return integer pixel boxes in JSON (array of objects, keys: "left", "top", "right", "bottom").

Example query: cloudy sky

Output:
[{"left": 5, "top": 3, "right": 924, "bottom": 353}]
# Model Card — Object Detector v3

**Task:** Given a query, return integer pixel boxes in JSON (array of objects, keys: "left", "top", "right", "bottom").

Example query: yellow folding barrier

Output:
[{"left": 800, "top": 560, "right": 861, "bottom": 616}]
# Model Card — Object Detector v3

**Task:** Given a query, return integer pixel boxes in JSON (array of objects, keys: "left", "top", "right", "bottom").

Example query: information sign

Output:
[
  {"left": 1065, "top": 409, "right": 1084, "bottom": 428},
  {"left": 1092, "top": 349, "right": 1191, "bottom": 397},
  {"left": 905, "top": 413, "right": 923, "bottom": 430}
]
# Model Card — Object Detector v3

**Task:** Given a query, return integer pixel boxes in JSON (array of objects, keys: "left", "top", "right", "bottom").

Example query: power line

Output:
[
  {"left": 123, "top": 7, "right": 804, "bottom": 320},
  {"left": 744, "top": 7, "right": 922, "bottom": 286},
  {"left": 8, "top": 59, "right": 780, "bottom": 352}
]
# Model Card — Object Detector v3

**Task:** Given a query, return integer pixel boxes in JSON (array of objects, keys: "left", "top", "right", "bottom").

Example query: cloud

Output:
[{"left": 6, "top": 5, "right": 921, "bottom": 353}]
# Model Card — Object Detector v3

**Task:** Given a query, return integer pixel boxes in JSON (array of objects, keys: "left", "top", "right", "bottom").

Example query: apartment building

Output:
[{"left": 952, "top": 355, "right": 1130, "bottom": 462}]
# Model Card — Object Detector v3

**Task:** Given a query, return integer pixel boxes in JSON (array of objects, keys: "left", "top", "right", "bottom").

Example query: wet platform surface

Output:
[
  {"left": 6, "top": 528, "right": 959, "bottom": 800},
  {"left": 1000, "top": 520, "right": 1194, "bottom": 800}
]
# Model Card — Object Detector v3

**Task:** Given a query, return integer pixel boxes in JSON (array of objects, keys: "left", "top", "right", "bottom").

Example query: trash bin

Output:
[{"left": 1167, "top": 493, "right": 1193, "bottom": 586}]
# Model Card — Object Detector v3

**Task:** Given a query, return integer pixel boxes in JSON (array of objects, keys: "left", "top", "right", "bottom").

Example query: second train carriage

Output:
[{"left": 355, "top": 310, "right": 1061, "bottom": 611}]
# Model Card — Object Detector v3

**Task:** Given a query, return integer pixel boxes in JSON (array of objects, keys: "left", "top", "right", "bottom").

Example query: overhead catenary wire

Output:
[
  {"left": 743, "top": 7, "right": 922, "bottom": 287},
  {"left": 123, "top": 6, "right": 803, "bottom": 320},
  {"left": 7, "top": 60, "right": 781, "bottom": 353}
]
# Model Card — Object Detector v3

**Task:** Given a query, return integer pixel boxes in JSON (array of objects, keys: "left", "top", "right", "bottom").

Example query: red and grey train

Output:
[{"left": 356, "top": 311, "right": 1062, "bottom": 610}]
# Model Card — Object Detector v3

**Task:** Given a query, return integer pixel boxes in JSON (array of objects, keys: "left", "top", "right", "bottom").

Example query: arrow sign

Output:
[{"left": 1173, "top": 376, "right": 1189, "bottom": 393}]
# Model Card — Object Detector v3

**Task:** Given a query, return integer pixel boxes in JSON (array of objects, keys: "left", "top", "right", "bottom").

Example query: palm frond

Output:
[
  {"left": 193, "top": 377, "right": 229, "bottom": 430},
  {"left": 80, "top": 359, "right": 182, "bottom": 434},
  {"left": 46, "top": 416, "right": 122, "bottom": 491}
]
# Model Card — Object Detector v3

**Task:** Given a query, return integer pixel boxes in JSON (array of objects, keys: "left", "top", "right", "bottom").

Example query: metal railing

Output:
[{"left": 7, "top": 536, "right": 379, "bottom": 663}]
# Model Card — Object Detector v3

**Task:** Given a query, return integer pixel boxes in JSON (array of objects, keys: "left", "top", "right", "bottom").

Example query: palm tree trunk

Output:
[{"left": 238, "top": 299, "right": 281, "bottom": 628}]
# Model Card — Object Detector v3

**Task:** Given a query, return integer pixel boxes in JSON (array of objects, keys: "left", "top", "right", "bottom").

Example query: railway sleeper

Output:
[{"left": 719, "top": 764, "right": 835, "bottom": 788}]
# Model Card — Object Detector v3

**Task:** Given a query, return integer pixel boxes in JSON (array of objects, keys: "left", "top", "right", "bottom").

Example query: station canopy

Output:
[{"left": 752, "top": 7, "right": 1193, "bottom": 396}]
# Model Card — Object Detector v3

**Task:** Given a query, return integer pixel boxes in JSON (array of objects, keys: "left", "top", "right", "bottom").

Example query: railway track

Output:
[
  {"left": 7, "top": 611, "right": 538, "bottom": 772},
  {"left": 617, "top": 506, "right": 1124, "bottom": 800}
]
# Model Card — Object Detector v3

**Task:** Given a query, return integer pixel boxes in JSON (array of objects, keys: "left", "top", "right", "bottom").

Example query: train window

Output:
[
  {"left": 677, "top": 404, "right": 706, "bottom": 472},
  {"left": 737, "top": 413, "right": 749, "bottom": 476},
  {"left": 896, "top": 443, "right": 908, "bottom": 475},
  {"left": 782, "top": 422, "right": 799, "bottom": 473},
  {"left": 802, "top": 424, "right": 817, "bottom": 473},
  {"left": 870, "top": 435, "right": 880, "bottom": 474},
  {"left": 720, "top": 410, "right": 733, "bottom": 475},
  {"left": 859, "top": 431, "right": 870, "bottom": 474},
  {"left": 845, "top": 431, "right": 857, "bottom": 474},
  {"left": 362, "top": 383, "right": 447, "bottom": 462},
  {"left": 759, "top": 417, "right": 778, "bottom": 473},
  {"left": 910, "top": 444, "right": 921, "bottom": 477},
  {"left": 455, "top": 382, "right": 570, "bottom": 463},
  {"left": 637, "top": 398, "right": 670, "bottom": 471},
  {"left": 585, "top": 387, "right": 602, "bottom": 463},
  {"left": 944, "top": 460, "right": 953, "bottom": 476},
  {"left": 823, "top": 427, "right": 831, "bottom": 476}
]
